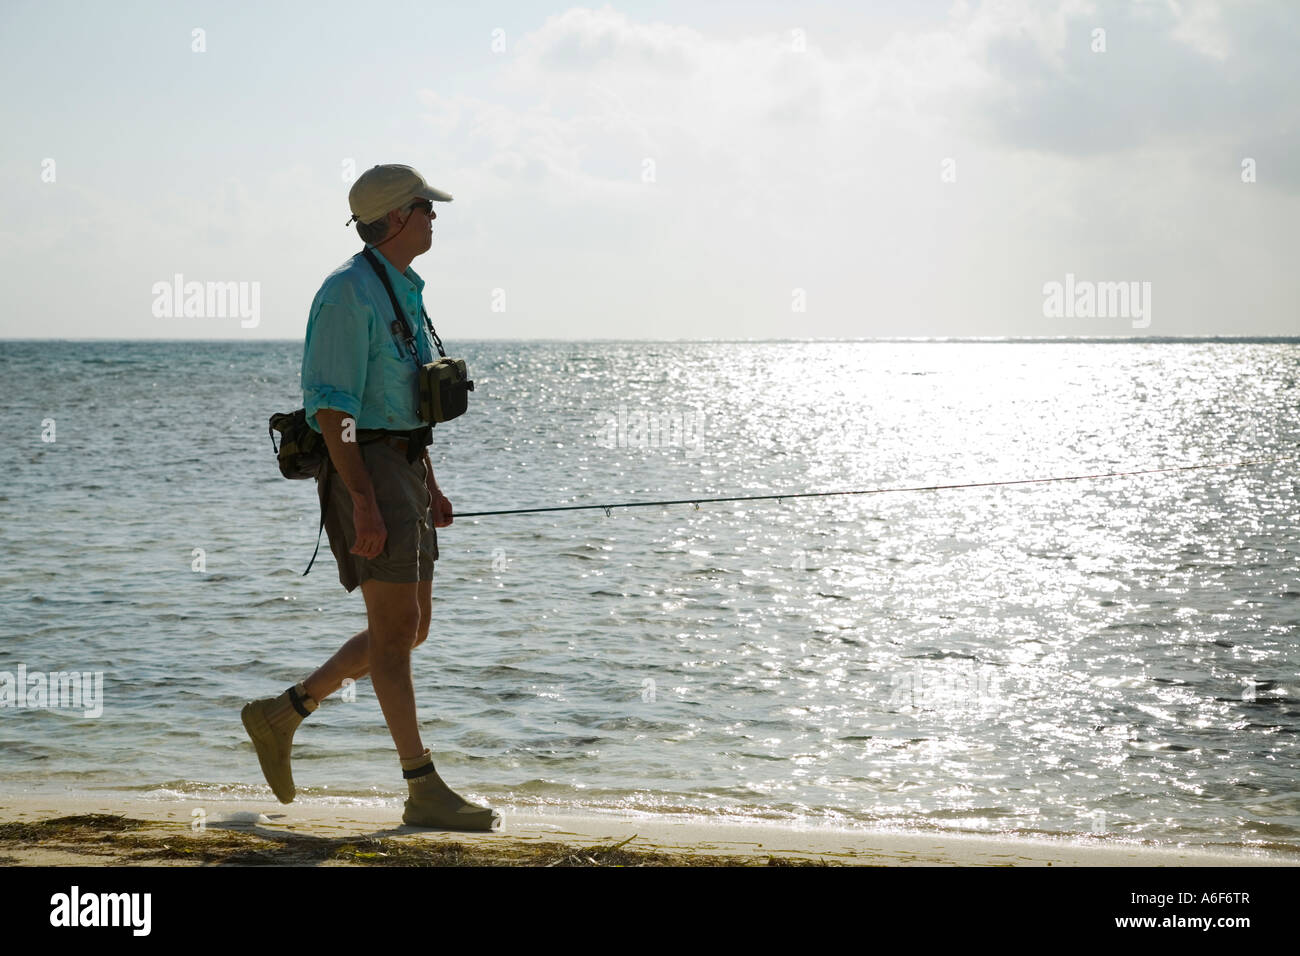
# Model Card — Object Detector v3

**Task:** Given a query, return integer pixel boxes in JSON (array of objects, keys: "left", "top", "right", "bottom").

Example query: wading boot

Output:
[
  {"left": 401, "top": 748, "right": 501, "bottom": 830},
  {"left": 241, "top": 682, "right": 317, "bottom": 803}
]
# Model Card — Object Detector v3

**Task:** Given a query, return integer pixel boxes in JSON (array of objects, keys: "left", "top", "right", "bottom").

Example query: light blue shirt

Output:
[{"left": 301, "top": 243, "right": 437, "bottom": 433}]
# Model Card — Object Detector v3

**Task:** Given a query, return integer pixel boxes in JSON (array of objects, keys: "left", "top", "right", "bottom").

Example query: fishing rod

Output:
[{"left": 454, "top": 454, "right": 1296, "bottom": 518}]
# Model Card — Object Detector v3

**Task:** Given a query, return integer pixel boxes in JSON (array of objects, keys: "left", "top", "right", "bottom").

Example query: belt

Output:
[
  {"left": 356, "top": 433, "right": 410, "bottom": 452},
  {"left": 379, "top": 436, "right": 410, "bottom": 453},
  {"left": 356, "top": 427, "right": 432, "bottom": 462},
  {"left": 358, "top": 428, "right": 406, "bottom": 442}
]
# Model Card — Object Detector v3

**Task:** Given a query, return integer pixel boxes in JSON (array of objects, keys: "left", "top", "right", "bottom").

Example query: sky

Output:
[{"left": 0, "top": 0, "right": 1296, "bottom": 340}]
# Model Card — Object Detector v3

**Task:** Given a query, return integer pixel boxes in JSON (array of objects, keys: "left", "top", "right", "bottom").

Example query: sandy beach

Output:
[{"left": 1, "top": 794, "right": 1293, "bottom": 867}]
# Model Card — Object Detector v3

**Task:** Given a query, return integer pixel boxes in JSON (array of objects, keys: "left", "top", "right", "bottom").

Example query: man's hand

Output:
[
  {"left": 431, "top": 487, "right": 453, "bottom": 528},
  {"left": 423, "top": 452, "right": 452, "bottom": 527},
  {"left": 351, "top": 493, "right": 388, "bottom": 558}
]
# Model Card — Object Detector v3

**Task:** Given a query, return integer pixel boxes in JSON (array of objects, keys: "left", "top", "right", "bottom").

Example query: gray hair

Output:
[{"left": 356, "top": 216, "right": 390, "bottom": 244}]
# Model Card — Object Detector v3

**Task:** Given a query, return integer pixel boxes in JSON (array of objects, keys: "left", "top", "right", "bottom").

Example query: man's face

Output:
[
  {"left": 386, "top": 199, "right": 436, "bottom": 257},
  {"left": 407, "top": 199, "right": 435, "bottom": 254}
]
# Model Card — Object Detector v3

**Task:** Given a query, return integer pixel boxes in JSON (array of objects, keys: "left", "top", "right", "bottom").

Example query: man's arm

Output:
[
  {"left": 317, "top": 409, "right": 373, "bottom": 500},
  {"left": 316, "top": 408, "right": 386, "bottom": 557}
]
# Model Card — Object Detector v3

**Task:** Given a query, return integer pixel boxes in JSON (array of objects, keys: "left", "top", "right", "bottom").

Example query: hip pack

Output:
[{"left": 268, "top": 408, "right": 326, "bottom": 480}]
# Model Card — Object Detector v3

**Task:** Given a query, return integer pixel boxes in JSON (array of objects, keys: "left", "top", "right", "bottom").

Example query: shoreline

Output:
[{"left": 1, "top": 793, "right": 1293, "bottom": 867}]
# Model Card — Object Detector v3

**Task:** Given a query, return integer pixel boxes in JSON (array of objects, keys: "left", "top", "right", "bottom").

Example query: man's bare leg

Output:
[
  {"left": 243, "top": 578, "right": 431, "bottom": 803},
  {"left": 290, "top": 574, "right": 496, "bottom": 827},
  {"left": 302, "top": 576, "right": 432, "bottom": 702},
  {"left": 354, "top": 577, "right": 426, "bottom": 761}
]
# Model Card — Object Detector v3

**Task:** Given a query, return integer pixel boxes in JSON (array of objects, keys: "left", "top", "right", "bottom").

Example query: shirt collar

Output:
[{"left": 362, "top": 243, "right": 425, "bottom": 295}]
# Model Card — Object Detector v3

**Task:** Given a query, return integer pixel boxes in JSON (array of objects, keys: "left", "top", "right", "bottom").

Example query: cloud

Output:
[
  {"left": 420, "top": 2, "right": 1298, "bottom": 195},
  {"left": 398, "top": 3, "right": 1300, "bottom": 338},
  {"left": 6, "top": 1, "right": 1294, "bottom": 339},
  {"left": 958, "top": 0, "right": 1299, "bottom": 169},
  {"left": 516, "top": 5, "right": 702, "bottom": 76}
]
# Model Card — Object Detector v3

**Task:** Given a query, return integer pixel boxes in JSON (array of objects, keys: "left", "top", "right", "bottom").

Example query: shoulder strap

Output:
[
  {"left": 362, "top": 247, "right": 421, "bottom": 369},
  {"left": 422, "top": 305, "right": 447, "bottom": 358},
  {"left": 303, "top": 466, "right": 329, "bottom": 576},
  {"left": 362, "top": 247, "right": 447, "bottom": 361}
]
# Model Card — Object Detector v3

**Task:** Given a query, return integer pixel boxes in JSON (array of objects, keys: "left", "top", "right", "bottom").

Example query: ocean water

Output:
[{"left": 1, "top": 338, "right": 1297, "bottom": 854}]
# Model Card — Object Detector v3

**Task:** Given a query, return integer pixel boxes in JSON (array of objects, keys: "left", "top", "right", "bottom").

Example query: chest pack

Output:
[{"left": 360, "top": 247, "right": 474, "bottom": 427}]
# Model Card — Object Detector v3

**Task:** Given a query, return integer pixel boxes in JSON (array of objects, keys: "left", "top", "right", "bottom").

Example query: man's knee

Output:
[
  {"left": 372, "top": 618, "right": 418, "bottom": 658},
  {"left": 411, "top": 580, "right": 432, "bottom": 649},
  {"left": 362, "top": 579, "right": 421, "bottom": 651}
]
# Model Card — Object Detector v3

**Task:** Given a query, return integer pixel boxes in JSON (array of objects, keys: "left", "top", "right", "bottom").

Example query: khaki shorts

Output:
[{"left": 317, "top": 438, "right": 438, "bottom": 593}]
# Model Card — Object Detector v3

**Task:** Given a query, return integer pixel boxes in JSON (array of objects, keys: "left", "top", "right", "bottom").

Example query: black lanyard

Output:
[{"left": 361, "top": 247, "right": 447, "bottom": 364}]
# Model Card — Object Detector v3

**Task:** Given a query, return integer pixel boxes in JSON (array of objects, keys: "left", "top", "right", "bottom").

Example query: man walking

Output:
[{"left": 241, "top": 164, "right": 499, "bottom": 831}]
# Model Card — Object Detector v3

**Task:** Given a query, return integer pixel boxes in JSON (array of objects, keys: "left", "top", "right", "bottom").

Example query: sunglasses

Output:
[{"left": 406, "top": 199, "right": 435, "bottom": 217}]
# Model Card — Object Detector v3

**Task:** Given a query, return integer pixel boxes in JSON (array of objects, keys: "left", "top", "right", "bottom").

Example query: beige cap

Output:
[{"left": 346, "top": 164, "right": 453, "bottom": 225}]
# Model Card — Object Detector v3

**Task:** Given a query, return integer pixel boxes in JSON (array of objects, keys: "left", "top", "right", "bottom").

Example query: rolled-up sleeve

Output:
[{"left": 302, "top": 296, "right": 372, "bottom": 431}]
